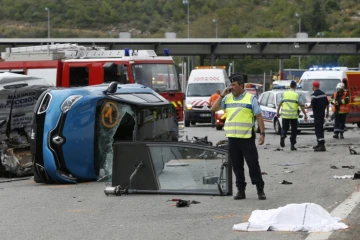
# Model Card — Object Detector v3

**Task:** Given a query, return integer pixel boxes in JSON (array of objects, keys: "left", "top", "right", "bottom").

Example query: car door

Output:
[
  {"left": 111, "top": 141, "right": 232, "bottom": 196},
  {"left": 259, "top": 92, "right": 272, "bottom": 129}
]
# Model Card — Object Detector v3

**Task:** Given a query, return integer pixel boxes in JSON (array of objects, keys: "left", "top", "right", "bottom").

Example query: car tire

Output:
[
  {"left": 216, "top": 126, "right": 223, "bottom": 130},
  {"left": 191, "top": 121, "right": 196, "bottom": 125},
  {"left": 274, "top": 119, "right": 281, "bottom": 135},
  {"left": 185, "top": 120, "right": 190, "bottom": 127},
  {"left": 357, "top": 122, "right": 360, "bottom": 128},
  {"left": 33, "top": 164, "right": 43, "bottom": 183},
  {"left": 297, "top": 130, "right": 302, "bottom": 134}
]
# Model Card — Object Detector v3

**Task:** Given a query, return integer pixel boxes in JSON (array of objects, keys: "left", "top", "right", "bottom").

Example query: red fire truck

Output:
[{"left": 0, "top": 43, "right": 184, "bottom": 120}]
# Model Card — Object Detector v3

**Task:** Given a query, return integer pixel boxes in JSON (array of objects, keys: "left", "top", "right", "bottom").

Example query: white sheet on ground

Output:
[{"left": 233, "top": 203, "right": 348, "bottom": 232}]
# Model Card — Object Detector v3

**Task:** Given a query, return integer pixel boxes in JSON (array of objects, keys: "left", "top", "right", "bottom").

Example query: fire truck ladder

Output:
[{"left": 2, "top": 43, "right": 158, "bottom": 61}]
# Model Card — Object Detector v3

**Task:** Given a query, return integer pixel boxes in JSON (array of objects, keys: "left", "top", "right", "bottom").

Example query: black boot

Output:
[
  {"left": 314, "top": 144, "right": 326, "bottom": 152},
  {"left": 234, "top": 190, "right": 246, "bottom": 200},
  {"left": 333, "top": 133, "right": 339, "bottom": 139},
  {"left": 313, "top": 143, "right": 320, "bottom": 149},
  {"left": 257, "top": 189, "right": 266, "bottom": 200},
  {"left": 280, "top": 136, "right": 285, "bottom": 147},
  {"left": 340, "top": 133, "right": 344, "bottom": 139},
  {"left": 291, "top": 144, "right": 297, "bottom": 151}
]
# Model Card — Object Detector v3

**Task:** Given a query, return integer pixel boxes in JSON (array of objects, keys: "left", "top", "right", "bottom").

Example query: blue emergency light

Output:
[
  {"left": 124, "top": 48, "right": 130, "bottom": 56},
  {"left": 164, "top": 48, "right": 169, "bottom": 56}
]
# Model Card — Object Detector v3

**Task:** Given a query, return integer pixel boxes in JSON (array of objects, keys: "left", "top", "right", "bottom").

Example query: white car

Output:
[{"left": 257, "top": 89, "right": 315, "bottom": 134}]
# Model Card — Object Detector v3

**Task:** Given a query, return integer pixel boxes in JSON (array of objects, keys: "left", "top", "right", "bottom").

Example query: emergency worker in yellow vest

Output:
[
  {"left": 330, "top": 83, "right": 350, "bottom": 139},
  {"left": 276, "top": 81, "right": 307, "bottom": 151},
  {"left": 211, "top": 73, "right": 266, "bottom": 201}
]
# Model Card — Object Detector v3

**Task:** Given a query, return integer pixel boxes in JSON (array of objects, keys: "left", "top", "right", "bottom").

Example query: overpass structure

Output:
[{"left": 1, "top": 38, "right": 360, "bottom": 62}]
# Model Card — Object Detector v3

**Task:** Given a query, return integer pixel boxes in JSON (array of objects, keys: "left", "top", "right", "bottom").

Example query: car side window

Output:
[
  {"left": 276, "top": 93, "right": 283, "bottom": 105},
  {"left": 267, "top": 93, "right": 274, "bottom": 105},
  {"left": 260, "top": 93, "right": 269, "bottom": 106}
]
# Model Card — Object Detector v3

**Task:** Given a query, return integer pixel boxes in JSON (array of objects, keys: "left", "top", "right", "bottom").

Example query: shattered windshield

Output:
[
  {"left": 187, "top": 83, "right": 225, "bottom": 97},
  {"left": 132, "top": 64, "right": 179, "bottom": 92},
  {"left": 95, "top": 100, "right": 178, "bottom": 181}
]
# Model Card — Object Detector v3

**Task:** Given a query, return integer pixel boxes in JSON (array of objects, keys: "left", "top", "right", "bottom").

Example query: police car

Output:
[{"left": 258, "top": 86, "right": 315, "bottom": 134}]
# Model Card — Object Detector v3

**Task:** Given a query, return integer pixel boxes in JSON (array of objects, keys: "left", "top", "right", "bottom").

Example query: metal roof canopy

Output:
[{"left": 1, "top": 38, "right": 360, "bottom": 59}]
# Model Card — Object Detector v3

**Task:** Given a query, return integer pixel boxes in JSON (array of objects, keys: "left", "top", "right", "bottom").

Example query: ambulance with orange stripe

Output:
[{"left": 184, "top": 66, "right": 230, "bottom": 127}]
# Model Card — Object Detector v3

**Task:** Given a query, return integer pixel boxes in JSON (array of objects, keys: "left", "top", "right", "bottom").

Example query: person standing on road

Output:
[
  {"left": 209, "top": 89, "right": 221, "bottom": 127},
  {"left": 308, "top": 81, "right": 329, "bottom": 152},
  {"left": 330, "top": 83, "right": 350, "bottom": 139},
  {"left": 276, "top": 81, "right": 308, "bottom": 151},
  {"left": 211, "top": 73, "right": 266, "bottom": 200}
]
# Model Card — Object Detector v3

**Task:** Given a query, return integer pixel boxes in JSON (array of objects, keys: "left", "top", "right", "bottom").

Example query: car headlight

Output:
[
  {"left": 186, "top": 103, "right": 192, "bottom": 110},
  {"left": 217, "top": 110, "right": 225, "bottom": 115},
  {"left": 178, "top": 122, "right": 185, "bottom": 130},
  {"left": 61, "top": 95, "right": 83, "bottom": 113}
]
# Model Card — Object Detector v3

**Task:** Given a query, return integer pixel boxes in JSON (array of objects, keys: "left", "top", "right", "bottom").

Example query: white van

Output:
[
  {"left": 184, "top": 67, "right": 230, "bottom": 127},
  {"left": 299, "top": 67, "right": 348, "bottom": 96}
]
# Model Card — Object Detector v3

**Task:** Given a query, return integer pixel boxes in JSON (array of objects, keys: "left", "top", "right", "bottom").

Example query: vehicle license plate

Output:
[
  {"left": 200, "top": 114, "right": 211, "bottom": 117},
  {"left": 300, "top": 120, "right": 313, "bottom": 123}
]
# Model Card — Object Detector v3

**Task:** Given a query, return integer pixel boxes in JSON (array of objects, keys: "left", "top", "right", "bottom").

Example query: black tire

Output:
[
  {"left": 297, "top": 130, "right": 302, "bottom": 134},
  {"left": 185, "top": 120, "right": 190, "bottom": 127},
  {"left": 33, "top": 164, "right": 43, "bottom": 183},
  {"left": 274, "top": 119, "right": 281, "bottom": 135},
  {"left": 357, "top": 122, "right": 360, "bottom": 128},
  {"left": 216, "top": 125, "right": 223, "bottom": 130},
  {"left": 191, "top": 121, "right": 196, "bottom": 125}
]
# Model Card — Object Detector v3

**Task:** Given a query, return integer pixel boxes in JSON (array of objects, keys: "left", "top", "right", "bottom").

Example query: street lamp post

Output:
[
  {"left": 45, "top": 7, "right": 50, "bottom": 38},
  {"left": 212, "top": 19, "right": 218, "bottom": 38},
  {"left": 295, "top": 13, "right": 301, "bottom": 69},
  {"left": 182, "top": 0, "right": 190, "bottom": 82}
]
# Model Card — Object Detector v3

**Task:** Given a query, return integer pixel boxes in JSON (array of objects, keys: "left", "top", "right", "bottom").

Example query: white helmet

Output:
[{"left": 336, "top": 83, "right": 345, "bottom": 90}]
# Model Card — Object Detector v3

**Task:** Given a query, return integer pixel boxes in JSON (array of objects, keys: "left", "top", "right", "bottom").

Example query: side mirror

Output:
[
  {"left": 267, "top": 103, "right": 275, "bottom": 108},
  {"left": 103, "top": 82, "right": 118, "bottom": 94}
]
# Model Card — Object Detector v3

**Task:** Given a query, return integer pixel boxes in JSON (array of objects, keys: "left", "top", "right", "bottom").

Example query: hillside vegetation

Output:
[{"left": 1, "top": 0, "right": 360, "bottom": 72}]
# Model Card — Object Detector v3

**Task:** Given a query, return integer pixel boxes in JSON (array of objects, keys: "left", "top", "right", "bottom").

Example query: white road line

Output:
[{"left": 305, "top": 190, "right": 360, "bottom": 240}]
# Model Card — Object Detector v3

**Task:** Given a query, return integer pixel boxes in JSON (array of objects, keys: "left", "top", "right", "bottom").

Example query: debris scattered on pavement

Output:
[
  {"left": 167, "top": 199, "right": 201, "bottom": 208},
  {"left": 284, "top": 170, "right": 294, "bottom": 173},
  {"left": 274, "top": 148, "right": 283, "bottom": 151},
  {"left": 349, "top": 146, "right": 359, "bottom": 155},
  {"left": 278, "top": 163, "right": 305, "bottom": 166},
  {"left": 353, "top": 171, "right": 360, "bottom": 179},
  {"left": 342, "top": 166, "right": 355, "bottom": 169},
  {"left": 330, "top": 166, "right": 339, "bottom": 169},
  {"left": 232, "top": 203, "right": 348, "bottom": 232},
  {"left": 279, "top": 180, "right": 293, "bottom": 184},
  {"left": 333, "top": 175, "right": 353, "bottom": 179},
  {"left": 261, "top": 172, "right": 268, "bottom": 175}
]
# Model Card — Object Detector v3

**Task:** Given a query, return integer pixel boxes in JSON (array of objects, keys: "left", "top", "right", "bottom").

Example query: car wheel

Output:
[
  {"left": 191, "top": 121, "right": 196, "bottom": 125},
  {"left": 185, "top": 121, "right": 190, "bottom": 127},
  {"left": 274, "top": 119, "right": 281, "bottom": 135},
  {"left": 216, "top": 126, "right": 223, "bottom": 130},
  {"left": 297, "top": 130, "right": 302, "bottom": 134},
  {"left": 357, "top": 122, "right": 360, "bottom": 128},
  {"left": 33, "top": 164, "right": 43, "bottom": 183}
]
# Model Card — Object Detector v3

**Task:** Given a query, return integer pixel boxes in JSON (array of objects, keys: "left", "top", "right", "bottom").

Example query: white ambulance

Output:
[{"left": 184, "top": 66, "right": 230, "bottom": 127}]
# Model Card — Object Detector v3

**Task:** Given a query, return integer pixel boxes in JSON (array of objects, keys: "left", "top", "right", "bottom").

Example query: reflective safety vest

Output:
[
  {"left": 281, "top": 90, "right": 299, "bottom": 119},
  {"left": 331, "top": 91, "right": 350, "bottom": 114},
  {"left": 223, "top": 92, "right": 254, "bottom": 138}
]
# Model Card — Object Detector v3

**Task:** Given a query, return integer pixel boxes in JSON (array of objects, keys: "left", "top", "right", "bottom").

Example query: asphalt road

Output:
[{"left": 1, "top": 123, "right": 360, "bottom": 240}]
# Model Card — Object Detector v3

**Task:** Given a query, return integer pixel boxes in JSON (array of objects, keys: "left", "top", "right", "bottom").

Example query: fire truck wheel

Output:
[
  {"left": 216, "top": 126, "right": 223, "bottom": 131},
  {"left": 185, "top": 121, "right": 190, "bottom": 127}
]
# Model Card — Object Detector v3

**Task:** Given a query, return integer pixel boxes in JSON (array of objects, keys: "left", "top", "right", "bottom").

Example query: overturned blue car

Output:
[{"left": 31, "top": 83, "right": 179, "bottom": 184}]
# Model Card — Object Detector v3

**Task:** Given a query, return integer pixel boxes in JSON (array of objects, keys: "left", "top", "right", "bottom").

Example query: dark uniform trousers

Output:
[
  {"left": 314, "top": 118, "right": 325, "bottom": 144},
  {"left": 228, "top": 132, "right": 264, "bottom": 191},
  {"left": 334, "top": 113, "right": 347, "bottom": 134},
  {"left": 281, "top": 118, "right": 298, "bottom": 144}
]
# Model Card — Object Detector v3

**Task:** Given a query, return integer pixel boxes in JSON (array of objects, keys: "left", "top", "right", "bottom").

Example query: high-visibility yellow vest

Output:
[
  {"left": 281, "top": 90, "right": 299, "bottom": 119},
  {"left": 223, "top": 92, "right": 254, "bottom": 138}
]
